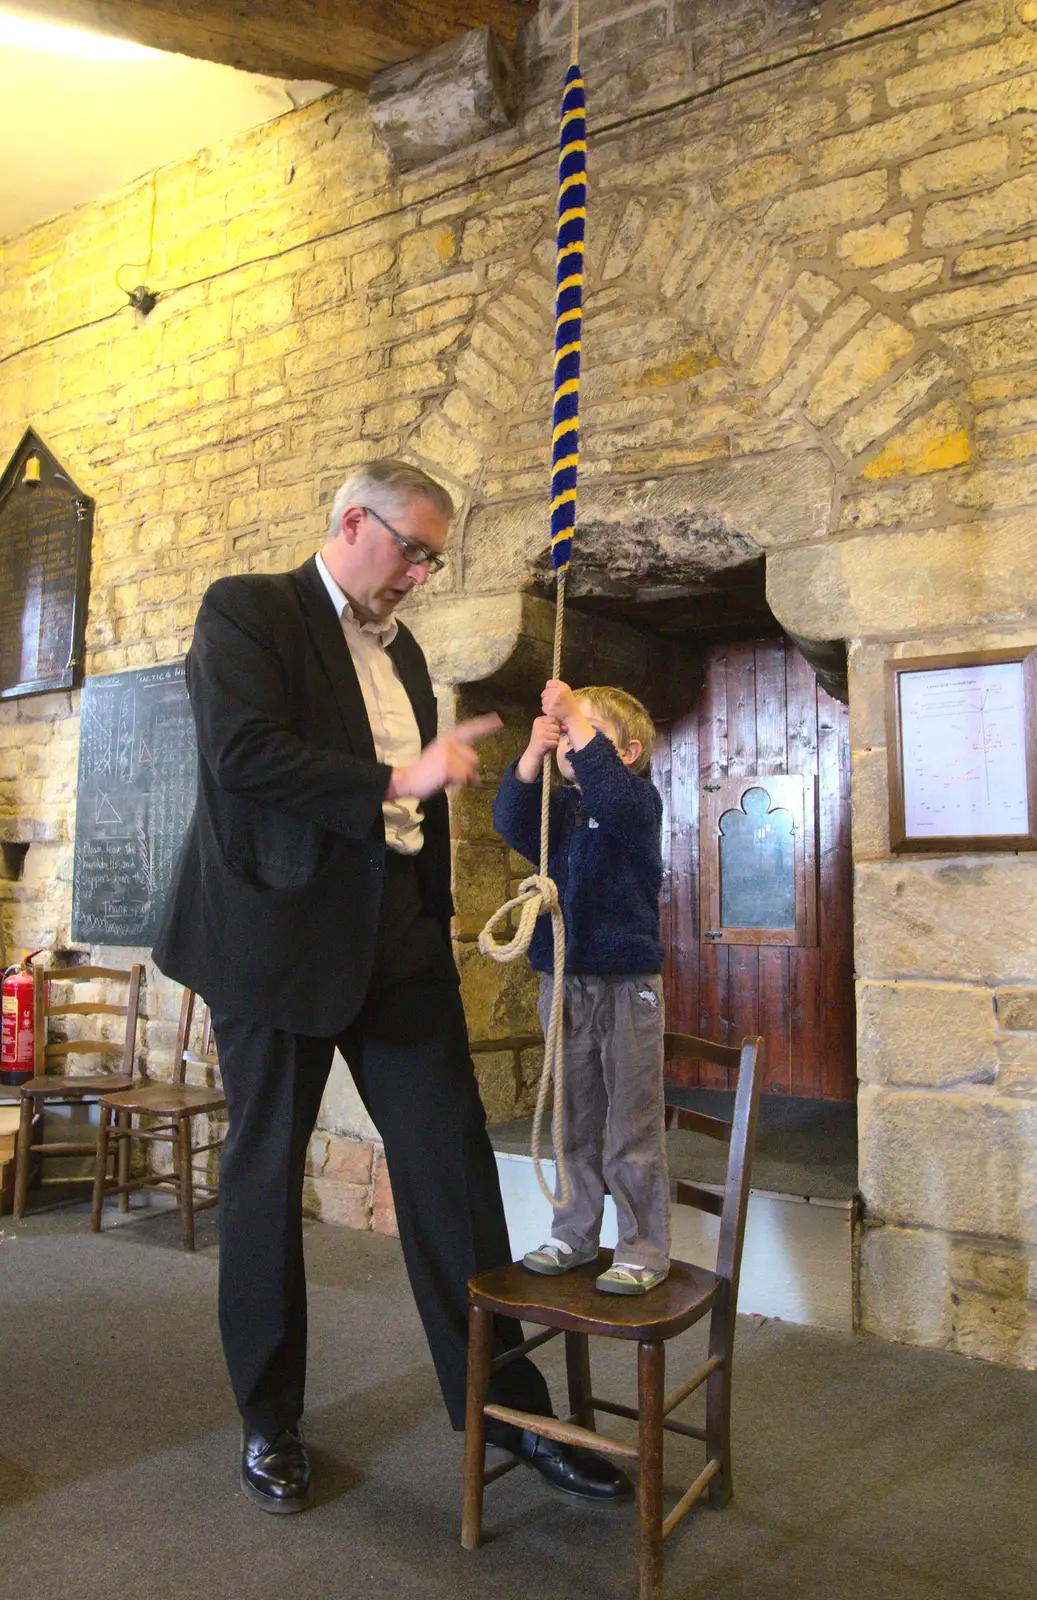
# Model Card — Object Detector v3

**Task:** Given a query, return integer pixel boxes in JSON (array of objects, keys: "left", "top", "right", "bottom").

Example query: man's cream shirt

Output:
[{"left": 315, "top": 550, "right": 423, "bottom": 855}]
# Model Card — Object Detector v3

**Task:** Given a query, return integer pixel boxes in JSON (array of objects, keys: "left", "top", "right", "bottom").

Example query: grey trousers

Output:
[{"left": 538, "top": 973, "right": 670, "bottom": 1273}]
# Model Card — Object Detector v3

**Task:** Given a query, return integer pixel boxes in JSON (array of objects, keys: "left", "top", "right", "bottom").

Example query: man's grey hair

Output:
[{"left": 328, "top": 459, "right": 454, "bottom": 537}]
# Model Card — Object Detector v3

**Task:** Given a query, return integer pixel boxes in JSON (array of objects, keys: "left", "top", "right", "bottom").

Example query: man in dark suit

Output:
[{"left": 154, "top": 459, "right": 630, "bottom": 1512}]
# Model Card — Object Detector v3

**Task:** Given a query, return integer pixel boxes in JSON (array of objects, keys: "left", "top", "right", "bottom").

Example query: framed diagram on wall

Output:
[{"left": 885, "top": 648, "right": 1037, "bottom": 853}]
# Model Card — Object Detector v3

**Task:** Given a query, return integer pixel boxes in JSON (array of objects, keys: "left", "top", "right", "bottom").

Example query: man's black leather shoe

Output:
[
  {"left": 519, "top": 1429, "right": 634, "bottom": 1503},
  {"left": 240, "top": 1424, "right": 312, "bottom": 1513}
]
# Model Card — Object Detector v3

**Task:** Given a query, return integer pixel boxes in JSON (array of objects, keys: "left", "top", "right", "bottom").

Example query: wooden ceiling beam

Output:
[{"left": 21, "top": 1, "right": 536, "bottom": 89}]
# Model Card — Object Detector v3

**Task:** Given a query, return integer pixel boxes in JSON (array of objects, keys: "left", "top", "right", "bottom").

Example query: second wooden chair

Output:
[{"left": 91, "top": 988, "right": 224, "bottom": 1250}]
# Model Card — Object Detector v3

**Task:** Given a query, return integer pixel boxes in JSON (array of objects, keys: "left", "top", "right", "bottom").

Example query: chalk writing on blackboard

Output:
[{"left": 71, "top": 663, "right": 196, "bottom": 945}]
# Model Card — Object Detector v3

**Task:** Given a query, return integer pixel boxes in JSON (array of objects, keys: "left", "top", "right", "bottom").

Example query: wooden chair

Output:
[
  {"left": 13, "top": 962, "right": 143, "bottom": 1219},
  {"left": 91, "top": 987, "right": 224, "bottom": 1251},
  {"left": 462, "top": 1031, "right": 763, "bottom": 1600}
]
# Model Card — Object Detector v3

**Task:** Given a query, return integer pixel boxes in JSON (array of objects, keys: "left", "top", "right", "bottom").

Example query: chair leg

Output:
[
  {"left": 116, "top": 1108, "right": 131, "bottom": 1212},
  {"left": 179, "top": 1116, "right": 195, "bottom": 1251},
  {"left": 637, "top": 1340, "right": 666, "bottom": 1600},
  {"left": 706, "top": 1297, "right": 734, "bottom": 1509},
  {"left": 461, "top": 1303, "right": 494, "bottom": 1551},
  {"left": 92, "top": 1104, "right": 115, "bottom": 1232},
  {"left": 13, "top": 1094, "right": 36, "bottom": 1220},
  {"left": 565, "top": 1332, "right": 595, "bottom": 1430}
]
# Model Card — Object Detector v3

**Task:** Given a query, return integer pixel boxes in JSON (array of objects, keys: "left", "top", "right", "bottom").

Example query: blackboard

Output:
[
  {"left": 0, "top": 428, "right": 92, "bottom": 700},
  {"left": 71, "top": 662, "right": 197, "bottom": 946}
]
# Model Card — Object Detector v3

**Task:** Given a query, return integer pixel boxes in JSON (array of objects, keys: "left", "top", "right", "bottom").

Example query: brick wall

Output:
[{"left": 1, "top": 0, "right": 1036, "bottom": 1355}]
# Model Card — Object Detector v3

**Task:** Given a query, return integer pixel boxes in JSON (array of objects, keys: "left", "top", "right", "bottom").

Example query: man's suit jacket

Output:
[{"left": 152, "top": 556, "right": 453, "bottom": 1036}]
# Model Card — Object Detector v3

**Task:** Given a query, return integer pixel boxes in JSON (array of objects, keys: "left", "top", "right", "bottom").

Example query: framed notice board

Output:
[
  {"left": 885, "top": 648, "right": 1037, "bottom": 853},
  {"left": 71, "top": 662, "right": 198, "bottom": 945},
  {"left": 0, "top": 428, "right": 92, "bottom": 700}
]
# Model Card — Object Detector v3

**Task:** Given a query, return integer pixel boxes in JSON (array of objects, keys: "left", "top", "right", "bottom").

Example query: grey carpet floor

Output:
[
  {"left": 491, "top": 1092, "right": 859, "bottom": 1200},
  {"left": 1, "top": 1200, "right": 1034, "bottom": 1600}
]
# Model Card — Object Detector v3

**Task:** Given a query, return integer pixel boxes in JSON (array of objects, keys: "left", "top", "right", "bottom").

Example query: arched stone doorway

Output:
[{"left": 405, "top": 449, "right": 855, "bottom": 1129}]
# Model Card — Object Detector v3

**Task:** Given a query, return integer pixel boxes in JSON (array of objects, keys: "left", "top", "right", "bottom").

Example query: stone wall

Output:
[{"left": 1, "top": 0, "right": 1036, "bottom": 1356}]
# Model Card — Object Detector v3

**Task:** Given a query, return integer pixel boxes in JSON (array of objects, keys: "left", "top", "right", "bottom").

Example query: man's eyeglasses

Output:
[{"left": 362, "top": 505, "right": 445, "bottom": 575}]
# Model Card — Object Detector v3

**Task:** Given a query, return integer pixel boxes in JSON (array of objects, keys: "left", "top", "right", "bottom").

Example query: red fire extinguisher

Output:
[{"left": 1, "top": 950, "right": 45, "bottom": 1087}]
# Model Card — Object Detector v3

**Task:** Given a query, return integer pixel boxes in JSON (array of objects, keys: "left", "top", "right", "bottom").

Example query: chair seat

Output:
[
  {"left": 21, "top": 1073, "right": 134, "bottom": 1098},
  {"left": 469, "top": 1249, "right": 722, "bottom": 1342},
  {"left": 99, "top": 1081, "right": 227, "bottom": 1116}
]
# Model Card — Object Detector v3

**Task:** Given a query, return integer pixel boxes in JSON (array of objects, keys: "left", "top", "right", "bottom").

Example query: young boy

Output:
[{"left": 492, "top": 679, "right": 669, "bottom": 1295}]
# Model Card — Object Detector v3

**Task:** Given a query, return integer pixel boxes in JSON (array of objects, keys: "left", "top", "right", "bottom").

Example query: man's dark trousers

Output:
[{"left": 212, "top": 852, "right": 551, "bottom": 1436}]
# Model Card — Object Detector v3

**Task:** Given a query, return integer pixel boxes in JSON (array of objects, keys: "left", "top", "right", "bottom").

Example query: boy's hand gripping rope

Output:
[{"left": 478, "top": 15, "right": 585, "bottom": 1209}]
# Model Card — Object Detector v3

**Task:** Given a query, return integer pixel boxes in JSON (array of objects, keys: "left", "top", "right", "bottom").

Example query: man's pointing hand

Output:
[{"left": 387, "top": 714, "right": 503, "bottom": 801}]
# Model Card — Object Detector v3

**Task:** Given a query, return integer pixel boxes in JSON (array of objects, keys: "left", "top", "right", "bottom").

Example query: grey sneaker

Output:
[
  {"left": 522, "top": 1239, "right": 598, "bottom": 1275},
  {"left": 595, "top": 1263, "right": 669, "bottom": 1295}
]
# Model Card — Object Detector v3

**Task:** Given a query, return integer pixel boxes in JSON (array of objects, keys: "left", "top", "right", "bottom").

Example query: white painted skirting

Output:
[{"left": 495, "top": 1152, "right": 853, "bottom": 1333}]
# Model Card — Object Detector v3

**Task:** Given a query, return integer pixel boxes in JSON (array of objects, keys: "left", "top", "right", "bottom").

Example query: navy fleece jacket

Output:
[{"left": 492, "top": 732, "right": 664, "bottom": 976}]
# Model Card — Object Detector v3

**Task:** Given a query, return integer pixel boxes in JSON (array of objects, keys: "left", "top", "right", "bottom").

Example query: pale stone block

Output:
[
  {"left": 857, "top": 980, "right": 998, "bottom": 1087},
  {"left": 715, "top": 153, "right": 802, "bottom": 208},
  {"left": 794, "top": 272, "right": 842, "bottom": 314},
  {"left": 952, "top": 1236, "right": 1029, "bottom": 1300},
  {"left": 766, "top": 170, "right": 887, "bottom": 236},
  {"left": 230, "top": 281, "right": 294, "bottom": 338},
  {"left": 452, "top": 840, "right": 511, "bottom": 940},
  {"left": 372, "top": 1154, "right": 398, "bottom": 1237},
  {"left": 805, "top": 314, "right": 915, "bottom": 426},
  {"left": 850, "top": 745, "right": 891, "bottom": 860},
  {"left": 764, "top": 295, "right": 871, "bottom": 413},
  {"left": 855, "top": 856, "right": 1037, "bottom": 985},
  {"left": 996, "top": 1033, "right": 1037, "bottom": 1094},
  {"left": 957, "top": 66, "right": 1037, "bottom": 130},
  {"left": 470, "top": 319, "right": 534, "bottom": 385},
  {"left": 732, "top": 258, "right": 796, "bottom": 366},
  {"left": 949, "top": 1281, "right": 1037, "bottom": 1366},
  {"left": 837, "top": 353, "right": 954, "bottom": 459},
  {"left": 870, "top": 258, "right": 944, "bottom": 294},
  {"left": 922, "top": 171, "right": 1037, "bottom": 248},
  {"left": 837, "top": 212, "right": 912, "bottom": 268},
  {"left": 858, "top": 1223, "right": 952, "bottom": 1348},
  {"left": 909, "top": 268, "right": 1037, "bottom": 329},
  {"left": 369, "top": 27, "right": 514, "bottom": 173},
  {"left": 915, "top": 0, "right": 1007, "bottom": 57},
  {"left": 461, "top": 201, "right": 547, "bottom": 262},
  {"left": 306, "top": 1134, "right": 330, "bottom": 1177},
  {"left": 303, "top": 1175, "right": 372, "bottom": 1231},
  {"left": 398, "top": 227, "right": 457, "bottom": 281},
  {"left": 900, "top": 135, "right": 1010, "bottom": 202},
  {"left": 474, "top": 1049, "right": 522, "bottom": 1125},
  {"left": 412, "top": 413, "right": 488, "bottom": 481},
  {"left": 810, "top": 105, "right": 953, "bottom": 181},
  {"left": 860, "top": 399, "right": 969, "bottom": 479},
  {"left": 325, "top": 1137, "right": 375, "bottom": 1187},
  {"left": 887, "top": 34, "right": 1037, "bottom": 108},
  {"left": 858, "top": 1083, "right": 1037, "bottom": 1241},
  {"left": 995, "top": 988, "right": 1037, "bottom": 1031},
  {"left": 625, "top": 196, "right": 688, "bottom": 288}
]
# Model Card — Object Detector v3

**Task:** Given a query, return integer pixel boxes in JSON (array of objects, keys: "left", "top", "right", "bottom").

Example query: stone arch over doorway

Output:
[{"left": 398, "top": 140, "right": 966, "bottom": 666}]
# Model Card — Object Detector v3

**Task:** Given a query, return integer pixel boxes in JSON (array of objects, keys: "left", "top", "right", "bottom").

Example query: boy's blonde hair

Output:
[{"left": 575, "top": 686, "right": 655, "bottom": 774}]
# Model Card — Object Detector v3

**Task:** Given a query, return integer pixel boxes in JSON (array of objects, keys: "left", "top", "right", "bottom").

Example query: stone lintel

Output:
[
  {"left": 404, "top": 590, "right": 701, "bottom": 720},
  {"left": 464, "top": 451, "right": 834, "bottom": 600},
  {"left": 768, "top": 515, "right": 1037, "bottom": 643},
  {"left": 369, "top": 27, "right": 515, "bottom": 173}
]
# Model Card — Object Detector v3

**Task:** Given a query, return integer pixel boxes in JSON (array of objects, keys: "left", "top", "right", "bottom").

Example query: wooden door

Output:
[{"left": 655, "top": 638, "right": 855, "bottom": 1100}]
